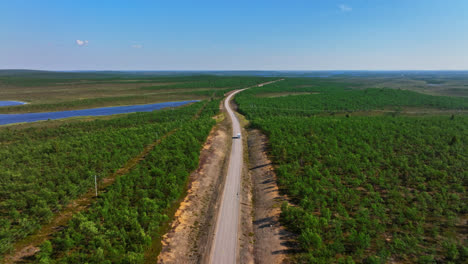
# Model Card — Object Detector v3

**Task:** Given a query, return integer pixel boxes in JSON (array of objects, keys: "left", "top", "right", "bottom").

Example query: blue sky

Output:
[{"left": 1, "top": 0, "right": 467, "bottom": 70}]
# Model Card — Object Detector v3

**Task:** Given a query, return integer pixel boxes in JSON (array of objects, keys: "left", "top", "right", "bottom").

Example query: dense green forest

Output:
[
  {"left": 30, "top": 100, "right": 219, "bottom": 263},
  {"left": 236, "top": 79, "right": 467, "bottom": 263},
  {"left": 0, "top": 100, "right": 217, "bottom": 259},
  {"left": 238, "top": 78, "right": 467, "bottom": 117}
]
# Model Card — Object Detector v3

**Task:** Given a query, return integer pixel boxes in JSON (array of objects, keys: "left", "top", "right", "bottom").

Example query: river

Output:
[
  {"left": 0, "top": 101, "right": 27, "bottom": 107},
  {"left": 0, "top": 100, "right": 198, "bottom": 125}
]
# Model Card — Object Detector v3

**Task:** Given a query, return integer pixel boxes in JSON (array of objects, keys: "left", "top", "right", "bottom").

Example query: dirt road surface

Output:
[
  {"left": 210, "top": 89, "right": 245, "bottom": 264},
  {"left": 209, "top": 80, "right": 283, "bottom": 264}
]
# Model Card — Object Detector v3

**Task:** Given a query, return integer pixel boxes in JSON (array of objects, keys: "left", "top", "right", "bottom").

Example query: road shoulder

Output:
[
  {"left": 157, "top": 114, "right": 231, "bottom": 264},
  {"left": 235, "top": 108, "right": 255, "bottom": 264},
  {"left": 247, "top": 129, "right": 296, "bottom": 264}
]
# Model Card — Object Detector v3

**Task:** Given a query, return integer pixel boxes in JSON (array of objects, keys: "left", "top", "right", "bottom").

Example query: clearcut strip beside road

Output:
[{"left": 210, "top": 80, "right": 282, "bottom": 264}]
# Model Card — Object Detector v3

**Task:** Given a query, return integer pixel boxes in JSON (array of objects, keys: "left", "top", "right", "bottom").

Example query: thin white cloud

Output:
[
  {"left": 131, "top": 44, "right": 143, "bottom": 49},
  {"left": 338, "top": 4, "right": 352, "bottom": 12},
  {"left": 76, "top": 40, "right": 89, "bottom": 46}
]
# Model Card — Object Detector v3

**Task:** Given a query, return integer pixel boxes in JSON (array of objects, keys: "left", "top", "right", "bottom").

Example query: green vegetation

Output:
[
  {"left": 236, "top": 79, "right": 467, "bottom": 263},
  {"left": 0, "top": 94, "right": 198, "bottom": 114},
  {"left": 0, "top": 73, "right": 272, "bottom": 113},
  {"left": 30, "top": 100, "right": 219, "bottom": 263},
  {"left": 0, "top": 73, "right": 271, "bottom": 262},
  {"left": 141, "top": 76, "right": 272, "bottom": 90},
  {"left": 240, "top": 78, "right": 467, "bottom": 117},
  {"left": 1, "top": 73, "right": 466, "bottom": 262},
  {"left": 0, "top": 101, "right": 215, "bottom": 258}
]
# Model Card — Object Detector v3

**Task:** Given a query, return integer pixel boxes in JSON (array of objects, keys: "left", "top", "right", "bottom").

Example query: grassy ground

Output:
[
  {"left": 0, "top": 73, "right": 273, "bottom": 113},
  {"left": 320, "top": 75, "right": 468, "bottom": 97},
  {"left": 1, "top": 71, "right": 466, "bottom": 114}
]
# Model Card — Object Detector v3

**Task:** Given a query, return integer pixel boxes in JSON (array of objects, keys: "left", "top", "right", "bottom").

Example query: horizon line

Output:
[{"left": 2, "top": 69, "right": 468, "bottom": 72}]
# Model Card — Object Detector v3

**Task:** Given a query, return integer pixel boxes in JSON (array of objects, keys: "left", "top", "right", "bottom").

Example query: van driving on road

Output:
[{"left": 236, "top": 133, "right": 241, "bottom": 139}]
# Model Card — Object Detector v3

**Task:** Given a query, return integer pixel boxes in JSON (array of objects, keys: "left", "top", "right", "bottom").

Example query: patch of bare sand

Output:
[
  {"left": 157, "top": 116, "right": 230, "bottom": 264},
  {"left": 247, "top": 129, "right": 296, "bottom": 264}
]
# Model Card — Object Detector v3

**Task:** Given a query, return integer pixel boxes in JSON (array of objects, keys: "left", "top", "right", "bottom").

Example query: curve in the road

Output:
[
  {"left": 210, "top": 80, "right": 282, "bottom": 264},
  {"left": 210, "top": 89, "right": 245, "bottom": 264}
]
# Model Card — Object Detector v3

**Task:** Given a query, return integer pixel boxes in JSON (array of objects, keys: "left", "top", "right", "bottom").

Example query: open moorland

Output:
[{"left": 0, "top": 70, "right": 274, "bottom": 113}]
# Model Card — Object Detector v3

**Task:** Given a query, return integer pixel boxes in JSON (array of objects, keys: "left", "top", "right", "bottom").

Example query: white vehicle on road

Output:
[{"left": 236, "top": 133, "right": 241, "bottom": 139}]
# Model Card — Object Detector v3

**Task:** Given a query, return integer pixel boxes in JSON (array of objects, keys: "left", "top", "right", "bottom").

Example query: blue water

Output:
[
  {"left": 0, "top": 101, "right": 27, "bottom": 107},
  {"left": 0, "top": 100, "right": 199, "bottom": 125}
]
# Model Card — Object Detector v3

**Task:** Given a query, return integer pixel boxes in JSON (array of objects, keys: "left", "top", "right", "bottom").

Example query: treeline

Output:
[
  {"left": 0, "top": 72, "right": 269, "bottom": 87},
  {"left": 0, "top": 96, "right": 203, "bottom": 114},
  {"left": 0, "top": 72, "right": 231, "bottom": 87},
  {"left": 0, "top": 105, "right": 198, "bottom": 143},
  {"left": 0, "top": 101, "right": 212, "bottom": 256},
  {"left": 141, "top": 76, "right": 275, "bottom": 91},
  {"left": 0, "top": 76, "right": 271, "bottom": 114},
  {"left": 0, "top": 95, "right": 152, "bottom": 114},
  {"left": 237, "top": 79, "right": 468, "bottom": 119},
  {"left": 236, "top": 79, "right": 468, "bottom": 263}
]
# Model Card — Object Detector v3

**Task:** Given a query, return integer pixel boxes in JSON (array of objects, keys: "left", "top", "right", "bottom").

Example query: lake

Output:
[
  {"left": 0, "top": 100, "right": 199, "bottom": 125},
  {"left": 0, "top": 101, "right": 27, "bottom": 107}
]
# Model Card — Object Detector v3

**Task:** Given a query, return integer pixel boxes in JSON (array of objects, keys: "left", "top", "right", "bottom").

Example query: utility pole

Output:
[{"left": 94, "top": 175, "right": 98, "bottom": 197}]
